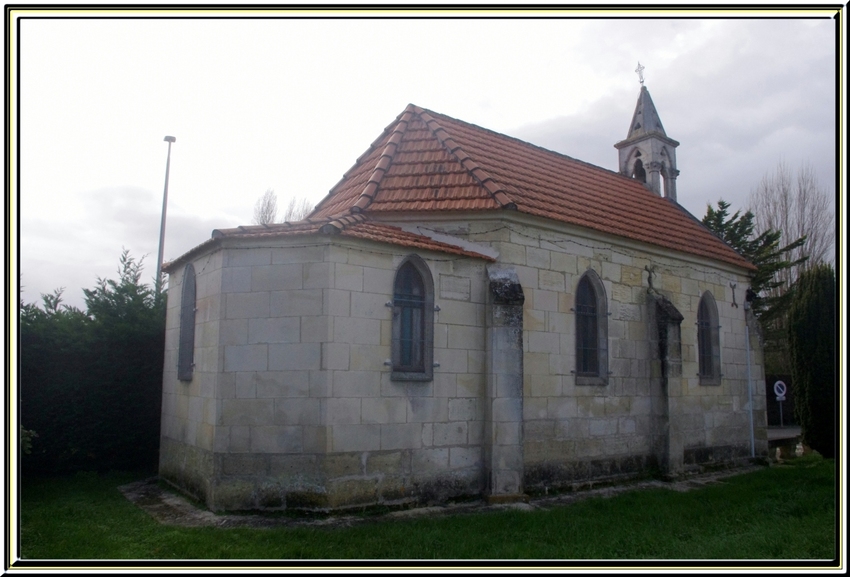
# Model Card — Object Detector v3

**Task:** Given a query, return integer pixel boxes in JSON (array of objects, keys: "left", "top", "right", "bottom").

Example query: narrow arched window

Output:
[
  {"left": 697, "top": 291, "right": 721, "bottom": 384},
  {"left": 633, "top": 159, "right": 646, "bottom": 183},
  {"left": 576, "top": 276, "right": 598, "bottom": 375},
  {"left": 575, "top": 270, "right": 608, "bottom": 385},
  {"left": 391, "top": 255, "right": 434, "bottom": 381},
  {"left": 177, "top": 263, "right": 196, "bottom": 382}
]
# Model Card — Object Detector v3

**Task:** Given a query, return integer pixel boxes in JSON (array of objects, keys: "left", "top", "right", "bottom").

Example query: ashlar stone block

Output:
[
  {"left": 227, "top": 247, "right": 271, "bottom": 267},
  {"left": 248, "top": 317, "right": 300, "bottom": 344},
  {"left": 381, "top": 423, "right": 423, "bottom": 450},
  {"left": 225, "top": 292, "right": 270, "bottom": 320},
  {"left": 361, "top": 397, "right": 407, "bottom": 424},
  {"left": 448, "top": 397, "right": 477, "bottom": 421},
  {"left": 334, "top": 263, "right": 364, "bottom": 292},
  {"left": 332, "top": 424, "right": 380, "bottom": 452},
  {"left": 450, "top": 446, "right": 482, "bottom": 469},
  {"left": 255, "top": 371, "right": 309, "bottom": 398},
  {"left": 221, "top": 399, "right": 274, "bottom": 427},
  {"left": 275, "top": 398, "right": 321, "bottom": 426},
  {"left": 304, "top": 262, "right": 333, "bottom": 289},
  {"left": 222, "top": 266, "right": 253, "bottom": 293},
  {"left": 271, "top": 245, "right": 325, "bottom": 264},
  {"left": 526, "top": 247, "right": 551, "bottom": 269},
  {"left": 551, "top": 252, "right": 577, "bottom": 275},
  {"left": 326, "top": 397, "right": 361, "bottom": 425},
  {"left": 334, "top": 317, "right": 381, "bottom": 345},
  {"left": 224, "top": 344, "right": 268, "bottom": 373},
  {"left": 250, "top": 425, "right": 303, "bottom": 454},
  {"left": 407, "top": 397, "right": 449, "bottom": 423},
  {"left": 333, "top": 370, "right": 380, "bottom": 398},
  {"left": 547, "top": 397, "right": 577, "bottom": 419},
  {"left": 411, "top": 448, "right": 449, "bottom": 475},
  {"left": 251, "top": 263, "right": 304, "bottom": 292},
  {"left": 351, "top": 291, "right": 392, "bottom": 320},
  {"left": 539, "top": 269, "right": 565, "bottom": 292},
  {"left": 447, "top": 325, "right": 485, "bottom": 350},
  {"left": 270, "top": 290, "right": 323, "bottom": 317},
  {"left": 268, "top": 343, "right": 321, "bottom": 371}
]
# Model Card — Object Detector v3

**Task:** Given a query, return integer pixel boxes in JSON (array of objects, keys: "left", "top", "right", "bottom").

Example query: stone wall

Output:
[
  {"left": 160, "top": 250, "right": 223, "bottom": 502},
  {"left": 420, "top": 216, "right": 767, "bottom": 490},
  {"left": 160, "top": 213, "right": 767, "bottom": 510},
  {"left": 160, "top": 238, "right": 492, "bottom": 511}
]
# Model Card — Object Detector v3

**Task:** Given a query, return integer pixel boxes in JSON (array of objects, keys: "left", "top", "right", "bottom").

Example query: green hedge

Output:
[
  {"left": 788, "top": 264, "right": 836, "bottom": 459},
  {"left": 20, "top": 251, "right": 165, "bottom": 475}
]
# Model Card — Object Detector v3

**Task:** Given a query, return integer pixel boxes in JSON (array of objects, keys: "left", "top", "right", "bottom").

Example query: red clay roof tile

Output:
[
  {"left": 163, "top": 213, "right": 495, "bottom": 272},
  {"left": 215, "top": 215, "right": 492, "bottom": 260},
  {"left": 310, "top": 104, "right": 753, "bottom": 270}
]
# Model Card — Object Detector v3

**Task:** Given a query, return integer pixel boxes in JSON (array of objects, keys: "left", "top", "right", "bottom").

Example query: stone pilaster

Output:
[
  {"left": 647, "top": 161, "right": 663, "bottom": 196},
  {"left": 665, "top": 169, "right": 679, "bottom": 202},
  {"left": 649, "top": 293, "right": 684, "bottom": 477},
  {"left": 485, "top": 265, "right": 525, "bottom": 502}
]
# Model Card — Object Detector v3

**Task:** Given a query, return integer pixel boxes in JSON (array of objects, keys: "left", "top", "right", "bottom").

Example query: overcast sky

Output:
[{"left": 14, "top": 11, "right": 840, "bottom": 310}]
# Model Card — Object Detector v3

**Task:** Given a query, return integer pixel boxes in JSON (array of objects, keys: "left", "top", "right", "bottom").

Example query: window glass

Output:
[
  {"left": 395, "top": 262, "right": 425, "bottom": 372},
  {"left": 697, "top": 292, "right": 721, "bottom": 384},
  {"left": 575, "top": 276, "right": 598, "bottom": 375},
  {"left": 391, "top": 256, "right": 434, "bottom": 381}
]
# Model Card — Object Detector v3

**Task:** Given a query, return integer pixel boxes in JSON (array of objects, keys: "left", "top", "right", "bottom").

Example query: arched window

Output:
[
  {"left": 632, "top": 158, "right": 646, "bottom": 182},
  {"left": 697, "top": 291, "right": 721, "bottom": 384},
  {"left": 575, "top": 270, "right": 608, "bottom": 385},
  {"left": 177, "top": 263, "right": 196, "bottom": 382},
  {"left": 391, "top": 255, "right": 434, "bottom": 381}
]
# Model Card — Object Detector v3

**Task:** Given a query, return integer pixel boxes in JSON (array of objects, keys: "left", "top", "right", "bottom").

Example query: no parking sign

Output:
[{"left": 774, "top": 380, "right": 787, "bottom": 402}]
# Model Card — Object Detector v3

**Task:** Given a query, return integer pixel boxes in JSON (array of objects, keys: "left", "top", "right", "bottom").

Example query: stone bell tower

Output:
[{"left": 614, "top": 64, "right": 680, "bottom": 202}]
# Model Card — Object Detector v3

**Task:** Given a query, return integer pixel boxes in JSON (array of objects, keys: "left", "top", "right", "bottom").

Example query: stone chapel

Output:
[{"left": 159, "top": 85, "right": 768, "bottom": 511}]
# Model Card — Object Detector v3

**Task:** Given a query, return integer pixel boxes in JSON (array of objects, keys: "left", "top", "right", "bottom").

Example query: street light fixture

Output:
[{"left": 155, "top": 136, "right": 176, "bottom": 296}]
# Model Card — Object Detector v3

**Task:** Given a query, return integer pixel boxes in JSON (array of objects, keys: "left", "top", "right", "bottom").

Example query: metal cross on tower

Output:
[{"left": 635, "top": 61, "right": 645, "bottom": 85}]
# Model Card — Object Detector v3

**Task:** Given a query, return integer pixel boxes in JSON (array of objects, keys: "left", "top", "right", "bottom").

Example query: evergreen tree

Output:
[
  {"left": 19, "top": 290, "right": 92, "bottom": 472},
  {"left": 787, "top": 264, "right": 836, "bottom": 459},
  {"left": 703, "top": 200, "right": 806, "bottom": 322},
  {"left": 20, "top": 251, "right": 165, "bottom": 474},
  {"left": 703, "top": 200, "right": 806, "bottom": 374}
]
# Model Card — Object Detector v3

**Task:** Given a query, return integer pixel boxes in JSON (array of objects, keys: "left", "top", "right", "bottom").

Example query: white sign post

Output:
[{"left": 774, "top": 380, "right": 787, "bottom": 427}]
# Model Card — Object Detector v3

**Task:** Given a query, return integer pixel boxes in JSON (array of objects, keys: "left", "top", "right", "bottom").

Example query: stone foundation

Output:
[
  {"left": 524, "top": 454, "right": 659, "bottom": 494},
  {"left": 160, "top": 439, "right": 483, "bottom": 512}
]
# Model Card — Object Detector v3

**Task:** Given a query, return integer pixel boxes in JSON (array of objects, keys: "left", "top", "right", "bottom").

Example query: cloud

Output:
[
  {"left": 17, "top": 15, "right": 838, "bottom": 311},
  {"left": 20, "top": 185, "right": 241, "bottom": 309}
]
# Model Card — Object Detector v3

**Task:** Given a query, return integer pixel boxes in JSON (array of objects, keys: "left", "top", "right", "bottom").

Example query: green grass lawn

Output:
[{"left": 18, "top": 457, "right": 835, "bottom": 562}]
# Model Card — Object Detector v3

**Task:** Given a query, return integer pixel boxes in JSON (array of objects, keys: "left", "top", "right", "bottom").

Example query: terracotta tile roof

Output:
[
  {"left": 311, "top": 104, "right": 754, "bottom": 271},
  {"left": 162, "top": 214, "right": 494, "bottom": 272}
]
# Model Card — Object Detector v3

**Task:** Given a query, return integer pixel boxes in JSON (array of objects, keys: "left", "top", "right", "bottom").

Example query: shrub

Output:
[
  {"left": 787, "top": 264, "right": 836, "bottom": 459},
  {"left": 20, "top": 251, "right": 165, "bottom": 474}
]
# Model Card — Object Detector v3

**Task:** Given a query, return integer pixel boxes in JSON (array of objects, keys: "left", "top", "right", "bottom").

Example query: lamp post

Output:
[{"left": 155, "top": 136, "right": 176, "bottom": 296}]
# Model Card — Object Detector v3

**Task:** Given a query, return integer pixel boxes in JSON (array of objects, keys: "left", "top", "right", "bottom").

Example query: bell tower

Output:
[{"left": 614, "top": 64, "right": 680, "bottom": 201}]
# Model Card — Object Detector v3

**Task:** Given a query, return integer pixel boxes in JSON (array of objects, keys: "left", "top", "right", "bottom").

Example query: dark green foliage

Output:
[
  {"left": 703, "top": 200, "right": 807, "bottom": 374},
  {"left": 703, "top": 200, "right": 806, "bottom": 322},
  {"left": 788, "top": 264, "right": 836, "bottom": 459},
  {"left": 20, "top": 251, "right": 165, "bottom": 475}
]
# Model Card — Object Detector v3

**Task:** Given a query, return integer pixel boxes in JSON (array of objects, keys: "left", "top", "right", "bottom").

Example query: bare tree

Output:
[
  {"left": 282, "top": 197, "right": 314, "bottom": 222},
  {"left": 749, "top": 160, "right": 835, "bottom": 294},
  {"left": 252, "top": 188, "right": 279, "bottom": 225},
  {"left": 748, "top": 160, "right": 835, "bottom": 374}
]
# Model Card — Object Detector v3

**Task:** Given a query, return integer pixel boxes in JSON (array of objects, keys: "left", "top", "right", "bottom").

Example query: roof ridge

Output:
[
  {"left": 318, "top": 212, "right": 367, "bottom": 234},
  {"left": 414, "top": 106, "right": 516, "bottom": 211},
  {"left": 349, "top": 106, "right": 416, "bottom": 214},
  {"left": 310, "top": 108, "right": 413, "bottom": 217}
]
